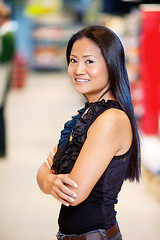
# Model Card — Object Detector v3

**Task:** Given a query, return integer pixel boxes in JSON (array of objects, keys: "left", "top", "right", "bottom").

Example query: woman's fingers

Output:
[
  {"left": 45, "top": 149, "right": 55, "bottom": 169},
  {"left": 55, "top": 188, "right": 75, "bottom": 204},
  {"left": 61, "top": 174, "right": 78, "bottom": 189},
  {"left": 60, "top": 182, "right": 77, "bottom": 198},
  {"left": 51, "top": 190, "right": 70, "bottom": 207},
  {"left": 50, "top": 149, "right": 55, "bottom": 158},
  {"left": 45, "top": 170, "right": 78, "bottom": 206},
  {"left": 48, "top": 149, "right": 55, "bottom": 165},
  {"left": 51, "top": 184, "right": 74, "bottom": 206},
  {"left": 55, "top": 175, "right": 78, "bottom": 198},
  {"left": 50, "top": 174, "right": 78, "bottom": 205},
  {"left": 44, "top": 159, "right": 51, "bottom": 169}
]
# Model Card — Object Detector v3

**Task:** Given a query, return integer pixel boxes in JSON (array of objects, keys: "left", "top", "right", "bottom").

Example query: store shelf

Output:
[{"left": 31, "top": 15, "right": 81, "bottom": 70}]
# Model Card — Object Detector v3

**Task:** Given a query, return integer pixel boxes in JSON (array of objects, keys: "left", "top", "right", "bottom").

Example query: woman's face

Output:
[{"left": 68, "top": 37, "right": 110, "bottom": 102}]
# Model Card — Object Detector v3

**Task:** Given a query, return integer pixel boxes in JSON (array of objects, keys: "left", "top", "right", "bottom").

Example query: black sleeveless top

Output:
[{"left": 51, "top": 100, "right": 133, "bottom": 235}]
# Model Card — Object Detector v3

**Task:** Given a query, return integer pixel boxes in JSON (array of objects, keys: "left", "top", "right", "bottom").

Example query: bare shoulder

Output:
[
  {"left": 88, "top": 108, "right": 133, "bottom": 155},
  {"left": 103, "top": 108, "right": 131, "bottom": 128},
  {"left": 90, "top": 108, "right": 131, "bottom": 131}
]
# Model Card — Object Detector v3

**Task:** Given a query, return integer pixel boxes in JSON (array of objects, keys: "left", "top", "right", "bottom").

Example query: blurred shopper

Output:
[
  {"left": 0, "top": 2, "right": 15, "bottom": 157},
  {"left": 37, "top": 26, "right": 141, "bottom": 240}
]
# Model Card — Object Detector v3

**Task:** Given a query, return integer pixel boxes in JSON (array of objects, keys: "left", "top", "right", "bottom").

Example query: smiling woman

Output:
[
  {"left": 68, "top": 37, "right": 111, "bottom": 102},
  {"left": 37, "top": 25, "right": 141, "bottom": 240}
]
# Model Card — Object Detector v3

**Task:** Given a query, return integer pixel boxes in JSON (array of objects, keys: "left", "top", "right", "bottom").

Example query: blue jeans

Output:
[{"left": 56, "top": 229, "right": 122, "bottom": 240}]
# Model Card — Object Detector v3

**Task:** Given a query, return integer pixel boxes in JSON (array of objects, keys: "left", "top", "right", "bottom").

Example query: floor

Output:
[{"left": 0, "top": 71, "right": 159, "bottom": 240}]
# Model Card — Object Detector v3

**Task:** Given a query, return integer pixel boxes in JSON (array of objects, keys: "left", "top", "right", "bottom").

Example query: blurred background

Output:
[{"left": 0, "top": 0, "right": 159, "bottom": 239}]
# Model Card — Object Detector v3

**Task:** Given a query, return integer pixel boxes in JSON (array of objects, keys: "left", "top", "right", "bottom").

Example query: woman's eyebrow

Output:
[
  {"left": 83, "top": 55, "right": 95, "bottom": 58},
  {"left": 70, "top": 54, "right": 96, "bottom": 58}
]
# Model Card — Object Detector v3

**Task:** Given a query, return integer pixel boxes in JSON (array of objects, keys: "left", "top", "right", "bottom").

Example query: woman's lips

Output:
[{"left": 75, "top": 78, "right": 89, "bottom": 83}]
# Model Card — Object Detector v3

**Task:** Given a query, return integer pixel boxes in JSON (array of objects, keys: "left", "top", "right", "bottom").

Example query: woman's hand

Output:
[
  {"left": 37, "top": 147, "right": 78, "bottom": 206},
  {"left": 45, "top": 172, "right": 78, "bottom": 207},
  {"left": 44, "top": 149, "right": 55, "bottom": 169}
]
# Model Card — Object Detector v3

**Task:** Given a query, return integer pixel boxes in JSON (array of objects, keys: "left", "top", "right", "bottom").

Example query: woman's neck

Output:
[{"left": 86, "top": 90, "right": 116, "bottom": 103}]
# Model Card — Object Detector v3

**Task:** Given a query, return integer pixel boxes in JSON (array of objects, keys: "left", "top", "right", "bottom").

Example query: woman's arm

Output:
[
  {"left": 37, "top": 146, "right": 78, "bottom": 206},
  {"left": 68, "top": 108, "right": 133, "bottom": 206}
]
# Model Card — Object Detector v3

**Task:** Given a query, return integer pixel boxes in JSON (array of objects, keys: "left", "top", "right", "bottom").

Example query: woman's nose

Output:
[{"left": 74, "top": 62, "right": 85, "bottom": 75}]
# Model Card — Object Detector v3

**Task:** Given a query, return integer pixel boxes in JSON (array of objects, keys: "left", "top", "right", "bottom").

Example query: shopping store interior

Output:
[{"left": 0, "top": 0, "right": 160, "bottom": 240}]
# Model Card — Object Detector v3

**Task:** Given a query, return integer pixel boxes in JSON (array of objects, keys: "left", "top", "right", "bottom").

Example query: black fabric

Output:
[{"left": 51, "top": 99, "right": 133, "bottom": 234}]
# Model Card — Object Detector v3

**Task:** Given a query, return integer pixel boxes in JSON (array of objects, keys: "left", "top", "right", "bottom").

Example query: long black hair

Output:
[{"left": 66, "top": 25, "right": 141, "bottom": 181}]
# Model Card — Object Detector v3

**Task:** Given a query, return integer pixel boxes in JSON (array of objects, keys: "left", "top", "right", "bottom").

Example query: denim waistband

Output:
[{"left": 56, "top": 228, "right": 122, "bottom": 240}]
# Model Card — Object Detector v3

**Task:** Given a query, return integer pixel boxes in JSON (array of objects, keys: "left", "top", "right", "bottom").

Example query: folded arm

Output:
[
  {"left": 37, "top": 145, "right": 78, "bottom": 206},
  {"left": 68, "top": 108, "right": 132, "bottom": 206},
  {"left": 37, "top": 108, "right": 132, "bottom": 207}
]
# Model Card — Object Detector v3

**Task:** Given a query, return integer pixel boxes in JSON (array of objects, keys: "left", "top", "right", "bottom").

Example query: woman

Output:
[{"left": 37, "top": 25, "right": 141, "bottom": 240}]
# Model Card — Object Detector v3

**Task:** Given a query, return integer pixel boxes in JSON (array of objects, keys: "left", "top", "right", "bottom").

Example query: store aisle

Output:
[{"left": 0, "top": 71, "right": 159, "bottom": 240}]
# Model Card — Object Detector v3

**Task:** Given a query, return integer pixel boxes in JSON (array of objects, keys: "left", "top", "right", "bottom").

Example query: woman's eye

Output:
[
  {"left": 86, "top": 60, "right": 94, "bottom": 64},
  {"left": 70, "top": 58, "right": 77, "bottom": 63}
]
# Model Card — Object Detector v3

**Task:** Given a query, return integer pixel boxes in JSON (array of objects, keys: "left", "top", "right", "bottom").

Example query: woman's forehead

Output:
[{"left": 71, "top": 37, "right": 102, "bottom": 57}]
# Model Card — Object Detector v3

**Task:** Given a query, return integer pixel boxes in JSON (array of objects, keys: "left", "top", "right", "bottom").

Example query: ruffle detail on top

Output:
[
  {"left": 51, "top": 106, "right": 86, "bottom": 174},
  {"left": 51, "top": 100, "right": 121, "bottom": 174}
]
